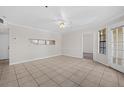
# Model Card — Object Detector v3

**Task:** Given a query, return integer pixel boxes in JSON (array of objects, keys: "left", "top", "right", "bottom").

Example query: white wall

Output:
[
  {"left": 62, "top": 28, "right": 108, "bottom": 66},
  {"left": 9, "top": 24, "right": 62, "bottom": 65},
  {"left": 0, "top": 34, "right": 9, "bottom": 59},
  {"left": 62, "top": 31, "right": 83, "bottom": 58},
  {"left": 83, "top": 32, "right": 93, "bottom": 53}
]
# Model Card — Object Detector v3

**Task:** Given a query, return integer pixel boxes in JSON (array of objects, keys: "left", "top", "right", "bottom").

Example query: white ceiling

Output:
[{"left": 0, "top": 6, "right": 124, "bottom": 33}]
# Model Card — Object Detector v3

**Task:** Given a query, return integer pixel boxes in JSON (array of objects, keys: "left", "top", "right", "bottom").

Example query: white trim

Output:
[
  {"left": 110, "top": 65, "right": 124, "bottom": 73},
  {"left": 62, "top": 53, "right": 82, "bottom": 59},
  {"left": 94, "top": 60, "right": 109, "bottom": 66},
  {"left": 8, "top": 22, "right": 61, "bottom": 34},
  {"left": 9, "top": 54, "right": 61, "bottom": 65},
  {"left": 63, "top": 13, "right": 124, "bottom": 33},
  {"left": 61, "top": 54, "right": 82, "bottom": 59}
]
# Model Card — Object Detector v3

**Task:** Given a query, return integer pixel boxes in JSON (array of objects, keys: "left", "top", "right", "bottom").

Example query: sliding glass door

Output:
[{"left": 111, "top": 27, "right": 124, "bottom": 73}]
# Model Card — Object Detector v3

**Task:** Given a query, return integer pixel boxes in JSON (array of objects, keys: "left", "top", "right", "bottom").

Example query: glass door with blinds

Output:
[{"left": 111, "top": 27, "right": 124, "bottom": 73}]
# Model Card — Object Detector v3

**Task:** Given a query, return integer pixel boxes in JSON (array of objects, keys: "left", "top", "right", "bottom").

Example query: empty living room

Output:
[{"left": 0, "top": 1, "right": 124, "bottom": 93}]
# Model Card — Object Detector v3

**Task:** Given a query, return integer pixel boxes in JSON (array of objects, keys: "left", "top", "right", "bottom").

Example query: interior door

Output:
[
  {"left": 111, "top": 27, "right": 124, "bottom": 73},
  {"left": 0, "top": 34, "right": 9, "bottom": 60}
]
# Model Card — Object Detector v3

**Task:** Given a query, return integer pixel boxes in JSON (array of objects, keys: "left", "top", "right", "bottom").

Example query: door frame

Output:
[
  {"left": 108, "top": 26, "right": 124, "bottom": 73},
  {"left": 82, "top": 32, "right": 93, "bottom": 60},
  {"left": 0, "top": 25, "right": 9, "bottom": 63}
]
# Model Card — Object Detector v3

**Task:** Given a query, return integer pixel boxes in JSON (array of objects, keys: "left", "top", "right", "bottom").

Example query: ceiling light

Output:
[
  {"left": 100, "top": 31, "right": 103, "bottom": 35},
  {"left": 59, "top": 22, "right": 65, "bottom": 29}
]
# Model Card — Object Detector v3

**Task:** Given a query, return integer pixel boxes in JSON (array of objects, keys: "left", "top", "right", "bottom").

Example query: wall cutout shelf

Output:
[{"left": 29, "top": 39, "right": 55, "bottom": 45}]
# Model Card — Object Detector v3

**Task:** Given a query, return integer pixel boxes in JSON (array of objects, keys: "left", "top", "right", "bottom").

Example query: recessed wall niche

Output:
[{"left": 29, "top": 39, "right": 55, "bottom": 45}]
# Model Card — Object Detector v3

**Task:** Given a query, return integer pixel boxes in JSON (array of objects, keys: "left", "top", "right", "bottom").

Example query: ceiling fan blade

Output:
[
  {"left": 41, "top": 7, "right": 71, "bottom": 28},
  {"left": 60, "top": 8, "right": 69, "bottom": 22}
]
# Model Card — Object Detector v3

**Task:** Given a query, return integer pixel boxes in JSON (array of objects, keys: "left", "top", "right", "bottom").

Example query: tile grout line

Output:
[
  {"left": 31, "top": 63, "right": 61, "bottom": 87},
  {"left": 67, "top": 69, "right": 81, "bottom": 84},
  {"left": 0, "top": 72, "right": 1, "bottom": 80},
  {"left": 67, "top": 61, "right": 95, "bottom": 86},
  {"left": 98, "top": 66, "right": 106, "bottom": 87},
  {"left": 99, "top": 67, "right": 105, "bottom": 86},
  {"left": 43, "top": 68, "right": 65, "bottom": 86},
  {"left": 0, "top": 70, "right": 2, "bottom": 80},
  {"left": 44, "top": 73, "right": 63, "bottom": 87},
  {"left": 58, "top": 72, "right": 80, "bottom": 87},
  {"left": 22, "top": 63, "right": 40, "bottom": 87},
  {"left": 80, "top": 61, "right": 105, "bottom": 87},
  {"left": 0, "top": 64, "right": 3, "bottom": 80},
  {"left": 55, "top": 66, "right": 82, "bottom": 86},
  {"left": 0, "top": 65, "right": 5, "bottom": 81},
  {"left": 67, "top": 60, "right": 97, "bottom": 86},
  {"left": 78, "top": 64, "right": 97, "bottom": 86},
  {"left": 50, "top": 62, "right": 81, "bottom": 85},
  {"left": 116, "top": 71, "right": 120, "bottom": 87},
  {"left": 24, "top": 63, "right": 60, "bottom": 86},
  {"left": 13, "top": 65, "right": 20, "bottom": 87}
]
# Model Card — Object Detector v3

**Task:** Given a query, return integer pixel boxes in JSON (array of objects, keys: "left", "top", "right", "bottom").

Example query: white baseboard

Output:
[
  {"left": 62, "top": 54, "right": 82, "bottom": 58},
  {"left": 10, "top": 54, "right": 61, "bottom": 65},
  {"left": 94, "top": 60, "right": 109, "bottom": 67}
]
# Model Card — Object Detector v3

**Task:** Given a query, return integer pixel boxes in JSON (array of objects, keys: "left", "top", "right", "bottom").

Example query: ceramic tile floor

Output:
[{"left": 0, "top": 56, "right": 124, "bottom": 87}]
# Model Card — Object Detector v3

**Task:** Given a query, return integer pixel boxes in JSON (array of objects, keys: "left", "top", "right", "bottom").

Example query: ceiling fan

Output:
[
  {"left": 45, "top": 8, "right": 72, "bottom": 29},
  {"left": 53, "top": 13, "right": 71, "bottom": 29},
  {"left": 53, "top": 19, "right": 70, "bottom": 29}
]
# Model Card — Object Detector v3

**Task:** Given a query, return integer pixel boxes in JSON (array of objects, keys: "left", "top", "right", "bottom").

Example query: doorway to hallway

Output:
[
  {"left": 83, "top": 32, "right": 93, "bottom": 60},
  {"left": 0, "top": 25, "right": 9, "bottom": 64}
]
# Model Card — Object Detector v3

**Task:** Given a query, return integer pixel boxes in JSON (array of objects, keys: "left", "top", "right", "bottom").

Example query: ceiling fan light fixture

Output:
[{"left": 59, "top": 22, "right": 65, "bottom": 29}]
